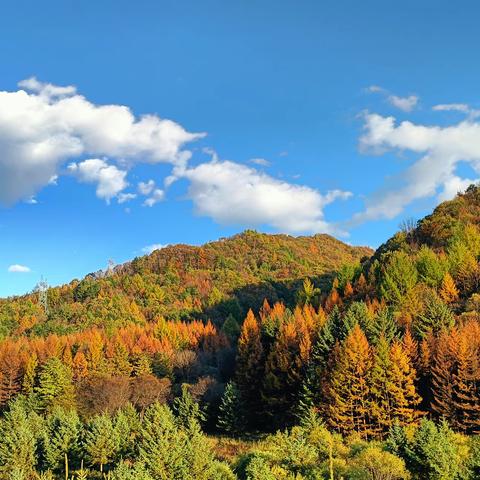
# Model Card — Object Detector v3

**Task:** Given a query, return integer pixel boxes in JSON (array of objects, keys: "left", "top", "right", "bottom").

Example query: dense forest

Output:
[{"left": 3, "top": 186, "right": 480, "bottom": 478}]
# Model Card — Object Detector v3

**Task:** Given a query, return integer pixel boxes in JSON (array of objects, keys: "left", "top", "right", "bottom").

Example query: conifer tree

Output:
[
  {"left": 42, "top": 406, "right": 81, "bottom": 473},
  {"left": 235, "top": 309, "right": 264, "bottom": 427},
  {"left": 325, "top": 325, "right": 373, "bottom": 437},
  {"left": 439, "top": 272, "right": 459, "bottom": 304},
  {"left": 35, "top": 357, "right": 76, "bottom": 412},
  {"left": 414, "top": 293, "right": 455, "bottom": 339},
  {"left": 217, "top": 381, "right": 244, "bottom": 436},
  {"left": 83, "top": 413, "right": 119, "bottom": 473},
  {"left": 173, "top": 384, "right": 206, "bottom": 428}
]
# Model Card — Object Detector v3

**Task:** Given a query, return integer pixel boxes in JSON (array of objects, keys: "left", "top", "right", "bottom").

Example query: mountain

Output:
[{"left": 0, "top": 230, "right": 372, "bottom": 337}]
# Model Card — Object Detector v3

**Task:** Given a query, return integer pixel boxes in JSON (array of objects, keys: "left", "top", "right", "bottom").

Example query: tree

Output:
[
  {"left": 42, "top": 407, "right": 81, "bottom": 473},
  {"left": 139, "top": 402, "right": 186, "bottom": 479},
  {"left": 235, "top": 310, "right": 264, "bottom": 427},
  {"left": 325, "top": 325, "right": 373, "bottom": 437},
  {"left": 0, "top": 401, "right": 41, "bottom": 477},
  {"left": 217, "top": 381, "right": 245, "bottom": 435},
  {"left": 173, "top": 384, "right": 205, "bottom": 428},
  {"left": 439, "top": 272, "right": 459, "bottom": 304},
  {"left": 380, "top": 251, "right": 418, "bottom": 306},
  {"left": 349, "top": 446, "right": 409, "bottom": 480},
  {"left": 413, "top": 293, "right": 455, "bottom": 339},
  {"left": 35, "top": 357, "right": 76, "bottom": 412},
  {"left": 409, "top": 419, "right": 464, "bottom": 480},
  {"left": 83, "top": 413, "right": 119, "bottom": 473},
  {"left": 130, "top": 374, "right": 171, "bottom": 417}
]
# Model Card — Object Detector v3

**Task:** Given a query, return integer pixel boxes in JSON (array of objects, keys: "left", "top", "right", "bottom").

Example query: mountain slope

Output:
[{"left": 0, "top": 230, "right": 372, "bottom": 337}]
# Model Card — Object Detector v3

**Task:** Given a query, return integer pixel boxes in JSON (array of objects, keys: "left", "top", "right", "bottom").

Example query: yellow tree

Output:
[{"left": 325, "top": 324, "right": 373, "bottom": 437}]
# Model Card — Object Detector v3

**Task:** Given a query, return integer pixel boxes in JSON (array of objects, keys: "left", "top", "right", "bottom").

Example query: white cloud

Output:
[
  {"left": 250, "top": 158, "right": 271, "bottom": 167},
  {"left": 433, "top": 103, "right": 470, "bottom": 113},
  {"left": 356, "top": 112, "right": 480, "bottom": 222},
  {"left": 68, "top": 159, "right": 128, "bottom": 202},
  {"left": 8, "top": 264, "right": 31, "bottom": 273},
  {"left": 0, "top": 78, "right": 205, "bottom": 204},
  {"left": 138, "top": 180, "right": 155, "bottom": 195},
  {"left": 141, "top": 243, "right": 168, "bottom": 254},
  {"left": 117, "top": 192, "right": 137, "bottom": 204},
  {"left": 366, "top": 85, "right": 385, "bottom": 93},
  {"left": 387, "top": 95, "right": 419, "bottom": 112},
  {"left": 143, "top": 188, "right": 165, "bottom": 207},
  {"left": 366, "top": 85, "right": 419, "bottom": 112},
  {"left": 180, "top": 160, "right": 351, "bottom": 234}
]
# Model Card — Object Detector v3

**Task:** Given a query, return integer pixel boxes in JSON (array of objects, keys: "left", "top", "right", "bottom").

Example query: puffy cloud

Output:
[
  {"left": 141, "top": 243, "right": 168, "bottom": 254},
  {"left": 8, "top": 264, "right": 31, "bottom": 273},
  {"left": 0, "top": 78, "right": 204, "bottom": 204},
  {"left": 181, "top": 160, "right": 351, "bottom": 234},
  {"left": 143, "top": 188, "right": 165, "bottom": 207},
  {"left": 387, "top": 94, "right": 419, "bottom": 112},
  {"left": 68, "top": 159, "right": 128, "bottom": 202},
  {"left": 356, "top": 112, "right": 480, "bottom": 222},
  {"left": 138, "top": 180, "right": 155, "bottom": 195}
]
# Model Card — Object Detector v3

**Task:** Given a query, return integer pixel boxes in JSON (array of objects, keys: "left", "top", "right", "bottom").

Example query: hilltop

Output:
[{"left": 0, "top": 230, "right": 372, "bottom": 337}]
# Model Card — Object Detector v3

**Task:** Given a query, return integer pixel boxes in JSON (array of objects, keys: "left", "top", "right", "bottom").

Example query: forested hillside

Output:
[
  {"left": 0, "top": 231, "right": 371, "bottom": 337},
  {"left": 4, "top": 188, "right": 480, "bottom": 479}
]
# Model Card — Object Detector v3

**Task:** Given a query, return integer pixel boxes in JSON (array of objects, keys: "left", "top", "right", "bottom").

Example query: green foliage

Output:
[
  {"left": 83, "top": 413, "right": 119, "bottom": 472},
  {"left": 414, "top": 293, "right": 455, "bottom": 339},
  {"left": 380, "top": 251, "right": 418, "bottom": 305},
  {"left": 217, "top": 381, "right": 245, "bottom": 436},
  {"left": 35, "top": 357, "right": 76, "bottom": 412}
]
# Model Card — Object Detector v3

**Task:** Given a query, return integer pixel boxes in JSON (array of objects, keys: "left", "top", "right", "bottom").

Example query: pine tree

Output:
[
  {"left": 0, "top": 401, "right": 40, "bottom": 477},
  {"left": 368, "top": 308, "right": 398, "bottom": 345},
  {"left": 173, "top": 384, "right": 205, "bottom": 428},
  {"left": 217, "top": 381, "right": 244, "bottom": 436},
  {"left": 42, "top": 407, "right": 81, "bottom": 473},
  {"left": 83, "top": 413, "right": 119, "bottom": 473},
  {"left": 139, "top": 402, "right": 186, "bottom": 479},
  {"left": 414, "top": 293, "right": 455, "bottom": 339},
  {"left": 235, "top": 309, "right": 264, "bottom": 427},
  {"left": 325, "top": 324, "right": 373, "bottom": 437}
]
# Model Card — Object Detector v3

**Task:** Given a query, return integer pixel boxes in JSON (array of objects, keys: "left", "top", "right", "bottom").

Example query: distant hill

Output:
[{"left": 0, "top": 230, "right": 372, "bottom": 337}]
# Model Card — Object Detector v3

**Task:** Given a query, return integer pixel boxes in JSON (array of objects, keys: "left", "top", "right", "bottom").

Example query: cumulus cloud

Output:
[
  {"left": 8, "top": 264, "right": 31, "bottom": 273},
  {"left": 355, "top": 111, "right": 480, "bottom": 222},
  {"left": 68, "top": 159, "right": 128, "bottom": 202},
  {"left": 180, "top": 160, "right": 351, "bottom": 234},
  {"left": 141, "top": 243, "right": 168, "bottom": 254},
  {"left": 0, "top": 78, "right": 205, "bottom": 204}
]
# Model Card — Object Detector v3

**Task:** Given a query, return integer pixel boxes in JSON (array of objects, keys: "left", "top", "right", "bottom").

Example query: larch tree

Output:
[
  {"left": 235, "top": 309, "right": 264, "bottom": 427},
  {"left": 325, "top": 324, "right": 373, "bottom": 438}
]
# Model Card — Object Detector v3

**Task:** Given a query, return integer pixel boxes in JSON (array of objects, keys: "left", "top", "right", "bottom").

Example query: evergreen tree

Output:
[
  {"left": 0, "top": 401, "right": 41, "bottom": 477},
  {"left": 217, "top": 381, "right": 244, "bottom": 436},
  {"left": 83, "top": 413, "right": 119, "bottom": 473},
  {"left": 35, "top": 357, "right": 76, "bottom": 412},
  {"left": 414, "top": 293, "right": 455, "bottom": 339},
  {"left": 42, "top": 407, "right": 81, "bottom": 473},
  {"left": 380, "top": 251, "right": 418, "bottom": 306},
  {"left": 173, "top": 384, "right": 205, "bottom": 428}
]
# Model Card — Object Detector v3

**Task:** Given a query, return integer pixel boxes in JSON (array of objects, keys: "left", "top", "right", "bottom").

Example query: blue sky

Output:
[{"left": 2, "top": 0, "right": 480, "bottom": 296}]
